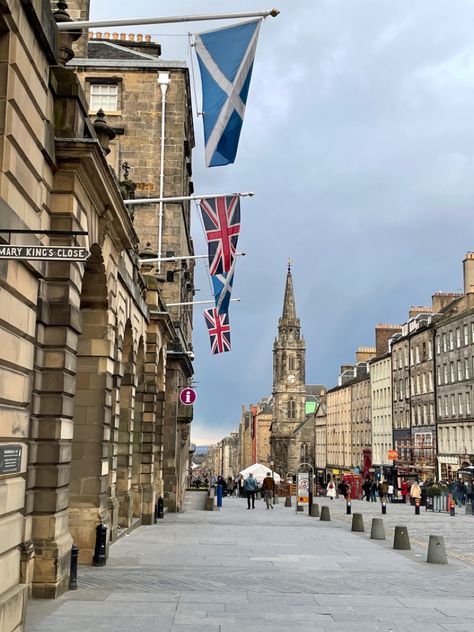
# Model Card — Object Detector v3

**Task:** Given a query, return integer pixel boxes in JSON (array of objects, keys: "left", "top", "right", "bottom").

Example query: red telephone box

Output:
[{"left": 343, "top": 473, "right": 362, "bottom": 499}]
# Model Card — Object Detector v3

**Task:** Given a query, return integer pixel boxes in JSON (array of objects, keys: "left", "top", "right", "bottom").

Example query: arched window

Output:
[
  {"left": 289, "top": 357, "right": 295, "bottom": 370},
  {"left": 288, "top": 398, "right": 296, "bottom": 419}
]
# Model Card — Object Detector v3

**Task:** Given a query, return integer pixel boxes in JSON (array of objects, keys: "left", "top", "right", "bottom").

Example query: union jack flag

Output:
[
  {"left": 200, "top": 196, "right": 240, "bottom": 275},
  {"left": 203, "top": 307, "right": 231, "bottom": 355}
]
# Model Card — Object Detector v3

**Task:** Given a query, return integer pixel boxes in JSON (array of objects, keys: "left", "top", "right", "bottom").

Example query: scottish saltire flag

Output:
[
  {"left": 194, "top": 19, "right": 262, "bottom": 167},
  {"left": 200, "top": 195, "right": 240, "bottom": 275},
  {"left": 203, "top": 307, "right": 231, "bottom": 355},
  {"left": 212, "top": 264, "right": 234, "bottom": 315}
]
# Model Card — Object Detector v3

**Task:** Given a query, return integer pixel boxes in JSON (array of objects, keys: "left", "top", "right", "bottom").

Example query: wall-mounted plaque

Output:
[{"left": 0, "top": 445, "right": 22, "bottom": 475}]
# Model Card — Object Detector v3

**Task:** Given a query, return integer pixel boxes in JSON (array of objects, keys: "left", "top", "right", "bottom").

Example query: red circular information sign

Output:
[{"left": 179, "top": 387, "right": 197, "bottom": 406}]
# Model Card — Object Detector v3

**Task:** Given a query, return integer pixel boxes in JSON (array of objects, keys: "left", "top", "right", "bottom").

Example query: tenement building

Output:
[
  {"left": 435, "top": 254, "right": 474, "bottom": 479},
  {"left": 370, "top": 352, "right": 393, "bottom": 470},
  {"left": 0, "top": 2, "right": 196, "bottom": 630}
]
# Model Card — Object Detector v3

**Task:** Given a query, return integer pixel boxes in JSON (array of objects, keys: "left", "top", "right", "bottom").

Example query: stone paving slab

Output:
[{"left": 25, "top": 492, "right": 474, "bottom": 632}]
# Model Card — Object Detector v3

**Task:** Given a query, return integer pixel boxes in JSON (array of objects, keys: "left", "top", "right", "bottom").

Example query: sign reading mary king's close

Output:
[{"left": 0, "top": 245, "right": 90, "bottom": 261}]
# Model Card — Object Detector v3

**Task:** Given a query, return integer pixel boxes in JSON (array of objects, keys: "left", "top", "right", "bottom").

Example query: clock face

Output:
[{"left": 287, "top": 374, "right": 297, "bottom": 384}]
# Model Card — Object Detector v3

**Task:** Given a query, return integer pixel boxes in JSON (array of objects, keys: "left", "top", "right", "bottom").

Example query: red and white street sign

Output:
[{"left": 179, "top": 387, "right": 197, "bottom": 406}]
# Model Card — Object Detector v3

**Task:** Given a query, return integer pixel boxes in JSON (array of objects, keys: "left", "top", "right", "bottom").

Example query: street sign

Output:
[
  {"left": 388, "top": 450, "right": 398, "bottom": 460},
  {"left": 297, "top": 472, "right": 309, "bottom": 506},
  {"left": 179, "top": 387, "right": 197, "bottom": 406},
  {"left": 0, "top": 245, "right": 90, "bottom": 261},
  {"left": 0, "top": 445, "right": 22, "bottom": 475}
]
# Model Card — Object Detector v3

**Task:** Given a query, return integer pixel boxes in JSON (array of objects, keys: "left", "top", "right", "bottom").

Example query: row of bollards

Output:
[{"left": 305, "top": 503, "right": 448, "bottom": 565}]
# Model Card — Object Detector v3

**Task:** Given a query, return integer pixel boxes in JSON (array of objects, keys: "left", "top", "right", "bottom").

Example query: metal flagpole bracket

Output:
[
  {"left": 57, "top": 10, "right": 280, "bottom": 31},
  {"left": 125, "top": 192, "right": 255, "bottom": 206},
  {"left": 166, "top": 298, "right": 240, "bottom": 307}
]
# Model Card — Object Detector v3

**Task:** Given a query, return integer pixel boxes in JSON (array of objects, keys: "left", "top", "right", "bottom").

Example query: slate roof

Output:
[{"left": 88, "top": 40, "right": 160, "bottom": 61}]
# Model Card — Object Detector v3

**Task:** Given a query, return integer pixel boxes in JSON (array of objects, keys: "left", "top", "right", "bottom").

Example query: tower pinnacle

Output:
[{"left": 282, "top": 261, "right": 297, "bottom": 320}]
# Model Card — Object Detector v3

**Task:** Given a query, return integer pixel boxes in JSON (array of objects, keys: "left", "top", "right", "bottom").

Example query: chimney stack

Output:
[
  {"left": 375, "top": 324, "right": 402, "bottom": 356},
  {"left": 463, "top": 252, "right": 474, "bottom": 294}
]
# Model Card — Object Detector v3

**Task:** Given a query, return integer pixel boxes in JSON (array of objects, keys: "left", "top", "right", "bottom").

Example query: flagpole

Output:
[
  {"left": 164, "top": 299, "right": 241, "bottom": 307},
  {"left": 57, "top": 10, "right": 280, "bottom": 30},
  {"left": 125, "top": 192, "right": 255, "bottom": 206},
  {"left": 139, "top": 252, "right": 246, "bottom": 264}
]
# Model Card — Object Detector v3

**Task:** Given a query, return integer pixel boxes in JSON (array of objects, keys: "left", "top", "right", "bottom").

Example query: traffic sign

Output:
[{"left": 179, "top": 387, "right": 197, "bottom": 406}]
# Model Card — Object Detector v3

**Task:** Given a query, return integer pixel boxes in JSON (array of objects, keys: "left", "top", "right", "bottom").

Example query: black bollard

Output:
[
  {"left": 381, "top": 502, "right": 387, "bottom": 515},
  {"left": 157, "top": 496, "right": 164, "bottom": 519},
  {"left": 415, "top": 499, "right": 420, "bottom": 515},
  {"left": 69, "top": 543, "right": 79, "bottom": 590},
  {"left": 346, "top": 500, "right": 351, "bottom": 515},
  {"left": 92, "top": 523, "right": 107, "bottom": 567},
  {"left": 450, "top": 501, "right": 456, "bottom": 517}
]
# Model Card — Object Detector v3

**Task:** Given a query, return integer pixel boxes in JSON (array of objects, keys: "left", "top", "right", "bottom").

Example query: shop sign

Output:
[
  {"left": 387, "top": 450, "right": 398, "bottom": 460},
  {"left": 438, "top": 455, "right": 459, "bottom": 465}
]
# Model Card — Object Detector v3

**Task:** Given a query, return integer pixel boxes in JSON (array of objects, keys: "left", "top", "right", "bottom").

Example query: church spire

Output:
[{"left": 282, "top": 258, "right": 297, "bottom": 320}]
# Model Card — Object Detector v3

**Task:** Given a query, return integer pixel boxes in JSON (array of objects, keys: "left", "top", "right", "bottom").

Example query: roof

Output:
[
  {"left": 88, "top": 41, "right": 160, "bottom": 61},
  {"left": 305, "top": 384, "right": 325, "bottom": 396}
]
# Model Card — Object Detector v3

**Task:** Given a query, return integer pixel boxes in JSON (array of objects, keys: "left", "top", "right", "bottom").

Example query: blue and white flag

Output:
[
  {"left": 194, "top": 19, "right": 262, "bottom": 167},
  {"left": 211, "top": 263, "right": 235, "bottom": 315}
]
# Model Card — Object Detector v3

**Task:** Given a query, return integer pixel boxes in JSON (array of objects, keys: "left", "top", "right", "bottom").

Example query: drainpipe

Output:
[{"left": 157, "top": 72, "right": 170, "bottom": 273}]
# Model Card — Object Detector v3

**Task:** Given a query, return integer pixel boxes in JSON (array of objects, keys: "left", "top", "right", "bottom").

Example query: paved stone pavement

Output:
[{"left": 25, "top": 492, "right": 474, "bottom": 632}]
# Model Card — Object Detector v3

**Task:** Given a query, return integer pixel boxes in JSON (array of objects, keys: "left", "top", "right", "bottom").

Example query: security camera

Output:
[{"left": 188, "top": 352, "right": 195, "bottom": 361}]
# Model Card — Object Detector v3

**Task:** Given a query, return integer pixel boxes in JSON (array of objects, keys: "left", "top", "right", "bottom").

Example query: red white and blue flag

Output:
[
  {"left": 200, "top": 195, "right": 240, "bottom": 275},
  {"left": 203, "top": 307, "right": 231, "bottom": 355}
]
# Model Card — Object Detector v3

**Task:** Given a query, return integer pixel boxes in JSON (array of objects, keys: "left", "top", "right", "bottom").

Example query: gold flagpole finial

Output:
[{"left": 287, "top": 258, "right": 293, "bottom": 271}]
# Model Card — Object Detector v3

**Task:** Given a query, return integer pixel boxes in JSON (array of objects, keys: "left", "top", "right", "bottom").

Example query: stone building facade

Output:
[
  {"left": 435, "top": 254, "right": 474, "bottom": 479},
  {"left": 70, "top": 30, "right": 196, "bottom": 513},
  {"left": 370, "top": 353, "right": 393, "bottom": 467},
  {"left": 0, "top": 3, "right": 196, "bottom": 630},
  {"left": 350, "top": 376, "right": 371, "bottom": 470},
  {"left": 391, "top": 334, "right": 410, "bottom": 451},
  {"left": 270, "top": 265, "right": 307, "bottom": 476},
  {"left": 326, "top": 383, "right": 352, "bottom": 473}
]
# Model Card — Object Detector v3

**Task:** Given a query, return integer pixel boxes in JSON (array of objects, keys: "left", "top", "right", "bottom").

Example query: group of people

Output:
[
  {"left": 214, "top": 472, "right": 277, "bottom": 510},
  {"left": 325, "top": 477, "right": 422, "bottom": 503}
]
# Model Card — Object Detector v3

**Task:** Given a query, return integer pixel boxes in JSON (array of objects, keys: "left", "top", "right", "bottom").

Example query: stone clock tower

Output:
[{"left": 270, "top": 262, "right": 307, "bottom": 477}]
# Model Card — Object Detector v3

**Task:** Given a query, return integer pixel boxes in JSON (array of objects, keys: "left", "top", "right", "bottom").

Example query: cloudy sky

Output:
[{"left": 91, "top": 1, "right": 474, "bottom": 445}]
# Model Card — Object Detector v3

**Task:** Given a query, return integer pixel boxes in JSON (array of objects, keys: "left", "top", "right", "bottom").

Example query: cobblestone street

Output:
[{"left": 25, "top": 492, "right": 474, "bottom": 632}]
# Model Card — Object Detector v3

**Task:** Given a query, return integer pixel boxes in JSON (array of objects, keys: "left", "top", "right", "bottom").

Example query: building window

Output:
[
  {"left": 428, "top": 340, "right": 433, "bottom": 360},
  {"left": 449, "top": 331, "right": 454, "bottom": 350},
  {"left": 443, "top": 333, "right": 447, "bottom": 352},
  {"left": 445, "top": 396, "right": 449, "bottom": 417},
  {"left": 451, "top": 394, "right": 456, "bottom": 416},
  {"left": 422, "top": 373, "right": 426, "bottom": 393},
  {"left": 430, "top": 402, "right": 434, "bottom": 424},
  {"left": 459, "top": 394, "right": 464, "bottom": 416},
  {"left": 467, "top": 393, "right": 472, "bottom": 416},
  {"left": 450, "top": 362, "right": 455, "bottom": 383},
  {"left": 464, "top": 324, "right": 469, "bottom": 346},
  {"left": 288, "top": 357, "right": 295, "bottom": 370},
  {"left": 466, "top": 358, "right": 470, "bottom": 380},
  {"left": 437, "top": 367, "right": 441, "bottom": 385},
  {"left": 429, "top": 371, "right": 433, "bottom": 391},
  {"left": 456, "top": 328, "right": 461, "bottom": 348},
  {"left": 287, "top": 399, "right": 296, "bottom": 419},
  {"left": 90, "top": 83, "right": 119, "bottom": 112},
  {"left": 472, "top": 322, "right": 474, "bottom": 344},
  {"left": 438, "top": 397, "right": 442, "bottom": 417},
  {"left": 436, "top": 336, "right": 441, "bottom": 355},
  {"left": 458, "top": 360, "right": 463, "bottom": 381}
]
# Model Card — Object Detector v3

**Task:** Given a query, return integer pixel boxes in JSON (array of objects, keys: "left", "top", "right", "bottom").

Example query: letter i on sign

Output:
[{"left": 179, "top": 387, "right": 196, "bottom": 406}]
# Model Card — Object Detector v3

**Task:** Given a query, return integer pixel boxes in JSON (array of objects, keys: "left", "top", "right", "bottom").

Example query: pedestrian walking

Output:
[
  {"left": 410, "top": 480, "right": 421, "bottom": 505},
  {"left": 401, "top": 479, "right": 408, "bottom": 503},
  {"left": 464, "top": 480, "right": 472, "bottom": 503},
  {"left": 455, "top": 480, "right": 464, "bottom": 507},
  {"left": 387, "top": 484, "right": 394, "bottom": 503},
  {"left": 262, "top": 472, "right": 275, "bottom": 509},
  {"left": 238, "top": 475, "right": 245, "bottom": 498},
  {"left": 362, "top": 479, "right": 371, "bottom": 502},
  {"left": 326, "top": 480, "right": 336, "bottom": 500},
  {"left": 339, "top": 479, "right": 350, "bottom": 500},
  {"left": 370, "top": 480, "right": 378, "bottom": 502},
  {"left": 227, "top": 477, "right": 235, "bottom": 498},
  {"left": 244, "top": 473, "right": 258, "bottom": 509},
  {"left": 378, "top": 480, "right": 388, "bottom": 503}
]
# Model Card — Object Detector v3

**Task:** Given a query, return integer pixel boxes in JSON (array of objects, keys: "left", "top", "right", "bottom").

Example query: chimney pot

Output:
[
  {"left": 112, "top": 32, "right": 119, "bottom": 40},
  {"left": 128, "top": 34, "right": 135, "bottom": 41},
  {"left": 96, "top": 32, "right": 102, "bottom": 39},
  {"left": 137, "top": 34, "right": 143, "bottom": 42},
  {"left": 88, "top": 31, "right": 93, "bottom": 39},
  {"left": 120, "top": 33, "right": 126, "bottom": 40},
  {"left": 145, "top": 34, "right": 151, "bottom": 43}
]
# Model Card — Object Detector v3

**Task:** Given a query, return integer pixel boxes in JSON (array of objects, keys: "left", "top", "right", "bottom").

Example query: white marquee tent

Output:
[{"left": 239, "top": 463, "right": 281, "bottom": 484}]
